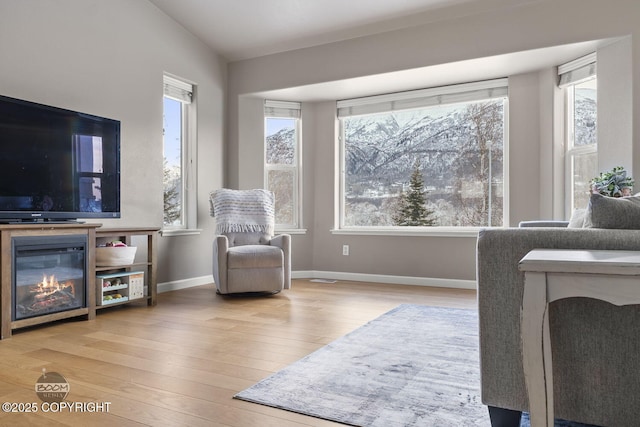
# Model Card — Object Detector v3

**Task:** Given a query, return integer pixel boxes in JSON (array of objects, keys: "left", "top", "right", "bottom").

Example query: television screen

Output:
[{"left": 0, "top": 95, "right": 120, "bottom": 222}]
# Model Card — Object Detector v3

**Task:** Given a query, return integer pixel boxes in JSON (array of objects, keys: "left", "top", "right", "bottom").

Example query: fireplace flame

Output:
[
  {"left": 42, "top": 275, "right": 55, "bottom": 288},
  {"left": 35, "top": 275, "right": 75, "bottom": 296}
]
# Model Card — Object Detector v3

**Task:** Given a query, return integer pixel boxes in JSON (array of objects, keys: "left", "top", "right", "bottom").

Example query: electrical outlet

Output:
[{"left": 342, "top": 245, "right": 349, "bottom": 256}]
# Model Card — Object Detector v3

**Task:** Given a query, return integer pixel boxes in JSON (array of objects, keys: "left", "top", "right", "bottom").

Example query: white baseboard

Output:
[
  {"left": 158, "top": 275, "right": 214, "bottom": 293},
  {"left": 158, "top": 271, "right": 476, "bottom": 293},
  {"left": 292, "top": 270, "right": 476, "bottom": 290}
]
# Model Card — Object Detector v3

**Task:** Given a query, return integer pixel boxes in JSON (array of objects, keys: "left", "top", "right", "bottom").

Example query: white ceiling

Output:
[
  {"left": 148, "top": 0, "right": 607, "bottom": 101},
  {"left": 148, "top": 0, "right": 542, "bottom": 62}
]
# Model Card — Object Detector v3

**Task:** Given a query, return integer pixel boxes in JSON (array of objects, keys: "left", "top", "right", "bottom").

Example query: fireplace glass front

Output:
[{"left": 12, "top": 235, "right": 87, "bottom": 321}]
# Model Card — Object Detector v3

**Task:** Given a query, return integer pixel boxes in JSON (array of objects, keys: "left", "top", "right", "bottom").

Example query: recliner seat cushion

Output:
[
  {"left": 227, "top": 245, "right": 283, "bottom": 269},
  {"left": 225, "top": 231, "right": 271, "bottom": 246}
]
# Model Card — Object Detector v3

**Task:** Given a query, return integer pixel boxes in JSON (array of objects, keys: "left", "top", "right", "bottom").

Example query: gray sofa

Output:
[{"left": 477, "top": 224, "right": 640, "bottom": 427}]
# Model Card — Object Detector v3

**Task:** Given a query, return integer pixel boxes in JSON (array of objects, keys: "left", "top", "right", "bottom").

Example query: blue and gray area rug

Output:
[{"left": 235, "top": 304, "right": 598, "bottom": 427}]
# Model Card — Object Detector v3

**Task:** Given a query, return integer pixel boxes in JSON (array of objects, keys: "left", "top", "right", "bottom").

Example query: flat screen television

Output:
[{"left": 0, "top": 95, "right": 120, "bottom": 223}]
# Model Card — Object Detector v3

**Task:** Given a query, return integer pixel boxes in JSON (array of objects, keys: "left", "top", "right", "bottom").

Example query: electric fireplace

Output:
[{"left": 12, "top": 235, "right": 87, "bottom": 321}]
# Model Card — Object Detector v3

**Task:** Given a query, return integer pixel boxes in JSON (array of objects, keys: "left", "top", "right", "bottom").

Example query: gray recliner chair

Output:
[{"left": 210, "top": 188, "right": 291, "bottom": 295}]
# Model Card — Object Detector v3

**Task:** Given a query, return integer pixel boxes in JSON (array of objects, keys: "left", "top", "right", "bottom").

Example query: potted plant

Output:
[{"left": 590, "top": 166, "right": 634, "bottom": 197}]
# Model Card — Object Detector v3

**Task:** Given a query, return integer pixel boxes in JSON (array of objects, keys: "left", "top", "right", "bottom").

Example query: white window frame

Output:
[
  {"left": 162, "top": 74, "right": 200, "bottom": 236},
  {"left": 264, "top": 100, "right": 303, "bottom": 232},
  {"left": 558, "top": 53, "right": 597, "bottom": 215},
  {"left": 335, "top": 79, "right": 509, "bottom": 236}
]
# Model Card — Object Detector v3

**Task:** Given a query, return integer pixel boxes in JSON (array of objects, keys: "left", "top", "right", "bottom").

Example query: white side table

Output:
[{"left": 519, "top": 249, "right": 640, "bottom": 427}]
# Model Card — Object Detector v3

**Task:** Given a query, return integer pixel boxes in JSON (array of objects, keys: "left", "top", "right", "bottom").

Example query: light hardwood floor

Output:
[{"left": 0, "top": 279, "right": 477, "bottom": 427}]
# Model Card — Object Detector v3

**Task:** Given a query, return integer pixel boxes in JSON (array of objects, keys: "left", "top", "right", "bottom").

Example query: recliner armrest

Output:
[
  {"left": 212, "top": 235, "right": 229, "bottom": 293},
  {"left": 270, "top": 234, "right": 291, "bottom": 289}
]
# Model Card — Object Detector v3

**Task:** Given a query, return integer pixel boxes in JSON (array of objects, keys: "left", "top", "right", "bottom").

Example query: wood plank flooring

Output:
[{"left": 0, "top": 279, "right": 477, "bottom": 426}]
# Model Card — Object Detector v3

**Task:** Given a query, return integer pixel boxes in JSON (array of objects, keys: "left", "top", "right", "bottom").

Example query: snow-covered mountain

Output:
[
  {"left": 266, "top": 128, "right": 295, "bottom": 165},
  {"left": 574, "top": 88, "right": 596, "bottom": 146},
  {"left": 342, "top": 101, "right": 505, "bottom": 226}
]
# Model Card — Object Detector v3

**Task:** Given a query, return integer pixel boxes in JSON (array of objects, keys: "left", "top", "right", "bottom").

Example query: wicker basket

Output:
[{"left": 95, "top": 246, "right": 137, "bottom": 266}]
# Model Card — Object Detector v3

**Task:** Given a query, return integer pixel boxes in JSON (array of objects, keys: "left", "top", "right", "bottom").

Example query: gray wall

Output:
[
  {"left": 2, "top": 1, "right": 637, "bottom": 287},
  {"left": 227, "top": 0, "right": 640, "bottom": 283},
  {"left": 0, "top": 0, "right": 226, "bottom": 286},
  {"left": 598, "top": 36, "right": 633, "bottom": 172}
]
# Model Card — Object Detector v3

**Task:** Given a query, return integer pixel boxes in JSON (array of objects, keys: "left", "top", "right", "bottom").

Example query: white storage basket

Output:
[{"left": 95, "top": 246, "right": 137, "bottom": 266}]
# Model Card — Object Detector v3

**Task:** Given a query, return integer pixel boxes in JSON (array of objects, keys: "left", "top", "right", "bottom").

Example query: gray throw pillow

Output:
[{"left": 583, "top": 193, "right": 640, "bottom": 229}]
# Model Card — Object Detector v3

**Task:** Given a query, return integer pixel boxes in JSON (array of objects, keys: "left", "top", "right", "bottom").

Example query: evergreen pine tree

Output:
[
  {"left": 163, "top": 158, "right": 181, "bottom": 225},
  {"left": 392, "top": 160, "right": 437, "bottom": 226}
]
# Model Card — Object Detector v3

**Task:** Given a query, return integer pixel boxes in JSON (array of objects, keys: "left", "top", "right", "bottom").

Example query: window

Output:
[
  {"left": 337, "top": 79, "right": 508, "bottom": 230},
  {"left": 559, "top": 53, "right": 597, "bottom": 212},
  {"left": 264, "top": 100, "right": 301, "bottom": 229},
  {"left": 163, "top": 75, "right": 197, "bottom": 232}
]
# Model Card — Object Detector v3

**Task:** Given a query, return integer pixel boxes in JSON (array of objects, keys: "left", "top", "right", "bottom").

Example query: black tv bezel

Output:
[{"left": 0, "top": 95, "right": 121, "bottom": 223}]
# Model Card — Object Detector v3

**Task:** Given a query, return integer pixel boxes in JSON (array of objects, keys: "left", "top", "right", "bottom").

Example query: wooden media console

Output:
[{"left": 0, "top": 224, "right": 158, "bottom": 339}]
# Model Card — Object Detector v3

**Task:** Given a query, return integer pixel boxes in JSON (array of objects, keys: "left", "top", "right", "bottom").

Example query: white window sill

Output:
[
  {"left": 331, "top": 226, "right": 487, "bottom": 238},
  {"left": 275, "top": 228, "right": 307, "bottom": 235},
  {"left": 161, "top": 228, "right": 202, "bottom": 237}
]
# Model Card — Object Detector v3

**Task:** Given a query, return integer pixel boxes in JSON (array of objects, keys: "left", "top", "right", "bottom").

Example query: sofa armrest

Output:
[
  {"left": 270, "top": 234, "right": 291, "bottom": 289},
  {"left": 477, "top": 227, "right": 640, "bottom": 424}
]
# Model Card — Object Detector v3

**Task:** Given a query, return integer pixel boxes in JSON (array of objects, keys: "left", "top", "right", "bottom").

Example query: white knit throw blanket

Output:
[{"left": 209, "top": 188, "right": 275, "bottom": 235}]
